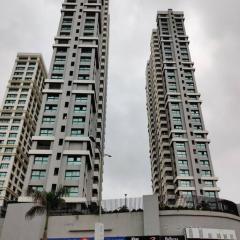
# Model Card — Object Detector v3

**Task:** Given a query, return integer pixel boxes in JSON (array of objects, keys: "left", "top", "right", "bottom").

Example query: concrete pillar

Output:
[{"left": 143, "top": 195, "right": 160, "bottom": 236}]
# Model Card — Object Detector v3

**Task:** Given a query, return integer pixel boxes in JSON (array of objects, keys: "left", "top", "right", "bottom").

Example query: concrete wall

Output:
[
  {"left": 1, "top": 198, "right": 240, "bottom": 240},
  {"left": 0, "top": 203, "right": 45, "bottom": 240},
  {"left": 159, "top": 210, "right": 240, "bottom": 237},
  {"left": 0, "top": 219, "right": 4, "bottom": 238},
  {"left": 143, "top": 195, "right": 160, "bottom": 236},
  {"left": 48, "top": 212, "right": 143, "bottom": 238}
]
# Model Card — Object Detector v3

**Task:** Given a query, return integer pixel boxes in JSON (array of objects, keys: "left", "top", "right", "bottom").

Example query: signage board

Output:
[
  {"left": 95, "top": 223, "right": 104, "bottom": 240},
  {"left": 48, "top": 235, "right": 185, "bottom": 240}
]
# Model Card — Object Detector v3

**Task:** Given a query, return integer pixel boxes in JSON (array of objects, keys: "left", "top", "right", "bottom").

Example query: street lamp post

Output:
[{"left": 89, "top": 136, "right": 111, "bottom": 240}]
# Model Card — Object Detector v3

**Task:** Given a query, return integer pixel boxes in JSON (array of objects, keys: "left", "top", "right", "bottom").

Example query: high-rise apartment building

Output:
[
  {"left": 0, "top": 53, "right": 47, "bottom": 206},
  {"left": 146, "top": 10, "right": 219, "bottom": 207},
  {"left": 22, "top": 0, "right": 110, "bottom": 203}
]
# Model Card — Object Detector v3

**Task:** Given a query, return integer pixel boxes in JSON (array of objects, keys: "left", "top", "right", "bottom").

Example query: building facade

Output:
[
  {"left": 0, "top": 53, "right": 47, "bottom": 206},
  {"left": 22, "top": 0, "right": 110, "bottom": 203},
  {"left": 1, "top": 195, "right": 240, "bottom": 240},
  {"left": 146, "top": 10, "right": 219, "bottom": 207}
]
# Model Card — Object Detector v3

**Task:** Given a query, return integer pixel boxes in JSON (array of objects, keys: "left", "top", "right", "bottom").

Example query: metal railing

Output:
[
  {"left": 48, "top": 197, "right": 144, "bottom": 216},
  {"left": 160, "top": 195, "right": 239, "bottom": 216}
]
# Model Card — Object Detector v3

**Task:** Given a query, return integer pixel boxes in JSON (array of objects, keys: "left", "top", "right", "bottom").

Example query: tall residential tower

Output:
[
  {"left": 22, "top": 0, "right": 110, "bottom": 203},
  {"left": 146, "top": 10, "right": 219, "bottom": 207},
  {"left": 0, "top": 53, "right": 47, "bottom": 206}
]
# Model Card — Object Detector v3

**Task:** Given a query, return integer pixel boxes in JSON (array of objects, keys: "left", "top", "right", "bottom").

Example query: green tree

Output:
[{"left": 25, "top": 186, "right": 67, "bottom": 240}]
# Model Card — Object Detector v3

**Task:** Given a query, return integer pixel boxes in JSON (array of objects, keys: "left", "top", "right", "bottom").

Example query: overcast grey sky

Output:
[{"left": 0, "top": 0, "right": 239, "bottom": 202}]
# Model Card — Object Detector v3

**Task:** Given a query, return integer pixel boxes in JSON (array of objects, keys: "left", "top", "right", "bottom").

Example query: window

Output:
[
  {"left": 181, "top": 191, "right": 193, "bottom": 197},
  {"left": 55, "top": 56, "right": 66, "bottom": 63},
  {"left": 71, "top": 129, "right": 84, "bottom": 136},
  {"left": 0, "top": 180, "right": 4, "bottom": 186},
  {"left": 8, "top": 88, "right": 18, "bottom": 92},
  {"left": 79, "top": 65, "right": 90, "bottom": 72},
  {"left": 5, "top": 100, "right": 16, "bottom": 104},
  {"left": 75, "top": 95, "right": 88, "bottom": 102},
  {"left": 21, "top": 89, "right": 29, "bottom": 93},
  {"left": 65, "top": 186, "right": 79, "bottom": 197},
  {"left": 7, "top": 140, "right": 15, "bottom": 145},
  {"left": 84, "top": 25, "right": 94, "bottom": 31},
  {"left": 31, "top": 186, "right": 44, "bottom": 192},
  {"left": 40, "top": 129, "right": 53, "bottom": 136},
  {"left": 45, "top": 105, "right": 57, "bottom": 112},
  {"left": 34, "top": 156, "right": 48, "bottom": 165},
  {"left": 31, "top": 170, "right": 46, "bottom": 180},
  {"left": 72, "top": 116, "right": 85, "bottom": 124},
  {"left": 53, "top": 65, "right": 64, "bottom": 71},
  {"left": 194, "top": 125, "right": 203, "bottom": 130},
  {"left": 78, "top": 74, "right": 90, "bottom": 80},
  {"left": 57, "top": 153, "right": 61, "bottom": 160},
  {"left": 2, "top": 113, "right": 12, "bottom": 116},
  {"left": 18, "top": 100, "right": 26, "bottom": 105},
  {"left": 202, "top": 170, "right": 211, "bottom": 177},
  {"left": 7, "top": 94, "right": 17, "bottom": 98},
  {"left": 198, "top": 151, "right": 208, "bottom": 157},
  {"left": 2, "top": 156, "right": 11, "bottom": 161},
  {"left": 67, "top": 156, "right": 81, "bottom": 165},
  {"left": 47, "top": 94, "right": 59, "bottom": 101},
  {"left": 191, "top": 110, "right": 200, "bottom": 116},
  {"left": 80, "top": 56, "right": 91, "bottom": 63},
  {"left": 54, "top": 168, "right": 59, "bottom": 176},
  {"left": 174, "top": 125, "right": 183, "bottom": 130},
  {"left": 177, "top": 150, "right": 187, "bottom": 158},
  {"left": 195, "top": 133, "right": 204, "bottom": 138},
  {"left": 83, "top": 31, "right": 94, "bottom": 37},
  {"left": 176, "top": 142, "right": 185, "bottom": 148},
  {"left": 51, "top": 74, "right": 63, "bottom": 80},
  {"left": 190, "top": 103, "right": 198, "bottom": 109},
  {"left": 204, "top": 191, "right": 216, "bottom": 198},
  {"left": 204, "top": 180, "right": 214, "bottom": 187},
  {"left": 172, "top": 110, "right": 181, "bottom": 116},
  {"left": 196, "top": 143, "right": 206, "bottom": 149},
  {"left": 173, "top": 117, "right": 182, "bottom": 124},
  {"left": 63, "top": 18, "right": 73, "bottom": 24},
  {"left": 179, "top": 169, "right": 190, "bottom": 176},
  {"left": 200, "top": 160, "right": 210, "bottom": 166},
  {"left": 0, "top": 172, "right": 7, "bottom": 178},
  {"left": 0, "top": 119, "right": 10, "bottom": 123},
  {"left": 5, "top": 148, "right": 13, "bottom": 153},
  {"left": 61, "top": 25, "right": 71, "bottom": 31},
  {"left": 171, "top": 103, "right": 179, "bottom": 109},
  {"left": 180, "top": 180, "right": 191, "bottom": 187},
  {"left": 12, "top": 120, "right": 20, "bottom": 124},
  {"left": 65, "top": 170, "right": 80, "bottom": 180},
  {"left": 0, "top": 133, "right": 6, "bottom": 137},
  {"left": 0, "top": 126, "right": 8, "bottom": 130},
  {"left": 178, "top": 160, "right": 188, "bottom": 167},
  {"left": 11, "top": 126, "right": 19, "bottom": 131},
  {"left": 8, "top": 133, "right": 17, "bottom": 138},
  {"left": 0, "top": 163, "right": 9, "bottom": 169},
  {"left": 192, "top": 118, "right": 201, "bottom": 123},
  {"left": 4, "top": 107, "right": 14, "bottom": 111},
  {"left": 42, "top": 116, "right": 55, "bottom": 124},
  {"left": 52, "top": 184, "right": 57, "bottom": 192},
  {"left": 85, "top": 18, "right": 95, "bottom": 24},
  {"left": 74, "top": 106, "right": 87, "bottom": 113},
  {"left": 16, "top": 106, "right": 23, "bottom": 111},
  {"left": 27, "top": 66, "right": 35, "bottom": 71}
]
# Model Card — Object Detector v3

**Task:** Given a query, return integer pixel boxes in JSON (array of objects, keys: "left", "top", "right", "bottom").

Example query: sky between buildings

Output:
[{"left": 0, "top": 0, "right": 239, "bottom": 202}]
